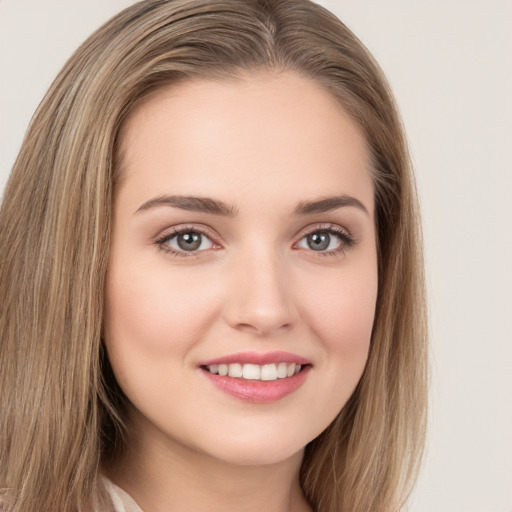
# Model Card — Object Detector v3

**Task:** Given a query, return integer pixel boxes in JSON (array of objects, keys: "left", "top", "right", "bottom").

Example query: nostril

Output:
[{"left": 234, "top": 321, "right": 293, "bottom": 337}]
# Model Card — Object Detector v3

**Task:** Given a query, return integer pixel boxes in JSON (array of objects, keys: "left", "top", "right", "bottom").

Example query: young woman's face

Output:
[{"left": 105, "top": 71, "right": 378, "bottom": 466}]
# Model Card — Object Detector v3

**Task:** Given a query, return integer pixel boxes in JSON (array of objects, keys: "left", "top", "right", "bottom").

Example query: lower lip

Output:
[{"left": 201, "top": 366, "right": 311, "bottom": 403}]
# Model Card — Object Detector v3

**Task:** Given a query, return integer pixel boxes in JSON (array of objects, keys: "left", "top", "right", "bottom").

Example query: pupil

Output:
[
  {"left": 307, "top": 232, "right": 330, "bottom": 251},
  {"left": 177, "top": 232, "right": 201, "bottom": 251}
]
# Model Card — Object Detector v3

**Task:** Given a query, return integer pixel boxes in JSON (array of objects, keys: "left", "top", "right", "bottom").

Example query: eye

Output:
[
  {"left": 297, "top": 231, "right": 341, "bottom": 251},
  {"left": 157, "top": 229, "right": 215, "bottom": 254},
  {"left": 295, "top": 226, "right": 355, "bottom": 254}
]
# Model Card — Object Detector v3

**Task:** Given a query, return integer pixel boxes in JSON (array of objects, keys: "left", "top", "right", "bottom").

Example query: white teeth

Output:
[
  {"left": 276, "top": 362, "right": 288, "bottom": 378},
  {"left": 228, "top": 363, "right": 243, "bottom": 378},
  {"left": 261, "top": 364, "right": 278, "bottom": 381},
  {"left": 242, "top": 364, "right": 260, "bottom": 380},
  {"left": 206, "top": 362, "right": 303, "bottom": 380}
]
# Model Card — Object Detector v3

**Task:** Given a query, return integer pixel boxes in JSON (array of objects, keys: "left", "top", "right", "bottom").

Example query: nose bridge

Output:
[{"left": 225, "top": 241, "right": 296, "bottom": 335}]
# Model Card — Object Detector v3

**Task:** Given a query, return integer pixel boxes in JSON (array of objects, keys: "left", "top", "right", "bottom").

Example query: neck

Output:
[{"left": 104, "top": 416, "right": 312, "bottom": 512}]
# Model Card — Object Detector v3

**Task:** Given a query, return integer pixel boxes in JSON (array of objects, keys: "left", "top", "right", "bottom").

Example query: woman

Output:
[{"left": 0, "top": 0, "right": 428, "bottom": 511}]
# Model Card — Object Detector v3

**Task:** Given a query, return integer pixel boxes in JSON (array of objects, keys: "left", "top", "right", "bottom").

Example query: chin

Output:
[
  {"left": 191, "top": 423, "right": 316, "bottom": 467},
  {"left": 209, "top": 442, "right": 305, "bottom": 467}
]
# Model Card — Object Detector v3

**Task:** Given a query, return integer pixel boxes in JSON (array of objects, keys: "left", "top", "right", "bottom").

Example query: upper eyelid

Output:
[
  {"left": 154, "top": 224, "right": 221, "bottom": 244},
  {"left": 293, "top": 223, "right": 352, "bottom": 240}
]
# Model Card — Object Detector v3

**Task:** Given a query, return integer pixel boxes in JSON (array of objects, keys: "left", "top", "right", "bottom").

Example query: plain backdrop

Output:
[{"left": 1, "top": 1, "right": 511, "bottom": 511}]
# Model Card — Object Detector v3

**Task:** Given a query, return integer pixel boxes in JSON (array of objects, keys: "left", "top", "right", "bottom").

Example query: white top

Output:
[{"left": 101, "top": 477, "right": 144, "bottom": 512}]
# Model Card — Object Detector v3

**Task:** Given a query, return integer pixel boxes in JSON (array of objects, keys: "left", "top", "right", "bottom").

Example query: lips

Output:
[
  {"left": 200, "top": 351, "right": 310, "bottom": 366},
  {"left": 198, "top": 351, "right": 311, "bottom": 403},
  {"left": 205, "top": 362, "right": 301, "bottom": 380}
]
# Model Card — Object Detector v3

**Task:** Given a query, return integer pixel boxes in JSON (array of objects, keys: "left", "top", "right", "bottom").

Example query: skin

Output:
[{"left": 104, "top": 70, "right": 378, "bottom": 512}]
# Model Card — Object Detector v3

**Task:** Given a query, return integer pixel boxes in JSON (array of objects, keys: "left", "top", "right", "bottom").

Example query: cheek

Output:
[
  {"left": 287, "top": 259, "right": 378, "bottom": 442},
  {"left": 298, "top": 261, "right": 378, "bottom": 371},
  {"left": 316, "top": 280, "right": 376, "bottom": 347},
  {"left": 103, "top": 264, "right": 221, "bottom": 373}
]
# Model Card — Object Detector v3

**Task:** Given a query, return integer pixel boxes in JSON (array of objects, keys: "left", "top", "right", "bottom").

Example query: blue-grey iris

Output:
[
  {"left": 177, "top": 232, "right": 202, "bottom": 251},
  {"left": 307, "top": 232, "right": 330, "bottom": 251}
]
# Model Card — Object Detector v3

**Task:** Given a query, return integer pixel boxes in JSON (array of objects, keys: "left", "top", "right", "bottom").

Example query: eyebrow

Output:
[
  {"left": 135, "top": 193, "right": 368, "bottom": 217},
  {"left": 294, "top": 195, "right": 369, "bottom": 216},
  {"left": 135, "top": 195, "right": 238, "bottom": 216}
]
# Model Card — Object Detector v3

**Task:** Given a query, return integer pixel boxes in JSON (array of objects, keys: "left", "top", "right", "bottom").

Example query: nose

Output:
[{"left": 223, "top": 247, "right": 297, "bottom": 337}]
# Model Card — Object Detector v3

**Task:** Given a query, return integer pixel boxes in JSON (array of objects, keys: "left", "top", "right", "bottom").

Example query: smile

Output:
[
  {"left": 204, "top": 362, "right": 302, "bottom": 381},
  {"left": 199, "top": 351, "right": 311, "bottom": 403}
]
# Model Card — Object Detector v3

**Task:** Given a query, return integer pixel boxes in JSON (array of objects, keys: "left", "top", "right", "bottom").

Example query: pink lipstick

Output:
[{"left": 199, "top": 351, "right": 311, "bottom": 403}]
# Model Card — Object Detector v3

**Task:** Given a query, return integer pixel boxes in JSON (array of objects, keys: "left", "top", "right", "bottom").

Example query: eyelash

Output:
[
  {"left": 295, "top": 223, "right": 356, "bottom": 257},
  {"left": 154, "top": 223, "right": 356, "bottom": 258},
  {"left": 154, "top": 225, "right": 219, "bottom": 257}
]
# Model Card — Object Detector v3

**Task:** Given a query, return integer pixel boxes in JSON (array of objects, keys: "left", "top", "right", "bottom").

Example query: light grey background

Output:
[{"left": 1, "top": 1, "right": 511, "bottom": 511}]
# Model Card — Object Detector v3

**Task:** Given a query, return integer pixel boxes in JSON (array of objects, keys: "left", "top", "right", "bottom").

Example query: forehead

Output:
[{"left": 116, "top": 70, "right": 374, "bottom": 215}]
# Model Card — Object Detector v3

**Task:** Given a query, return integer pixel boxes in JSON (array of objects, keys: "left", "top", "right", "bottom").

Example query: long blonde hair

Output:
[{"left": 0, "top": 1, "right": 428, "bottom": 510}]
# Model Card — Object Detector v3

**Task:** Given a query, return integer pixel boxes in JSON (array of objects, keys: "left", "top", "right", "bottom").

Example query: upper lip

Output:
[{"left": 198, "top": 351, "right": 311, "bottom": 367}]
